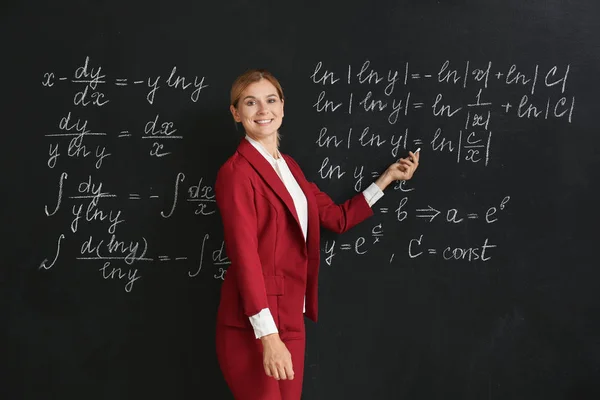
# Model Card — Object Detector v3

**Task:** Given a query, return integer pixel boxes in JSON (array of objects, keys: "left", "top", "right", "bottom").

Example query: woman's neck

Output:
[{"left": 249, "top": 134, "right": 279, "bottom": 159}]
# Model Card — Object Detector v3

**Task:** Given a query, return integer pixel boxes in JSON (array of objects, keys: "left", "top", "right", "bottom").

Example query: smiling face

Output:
[{"left": 230, "top": 78, "right": 284, "bottom": 143}]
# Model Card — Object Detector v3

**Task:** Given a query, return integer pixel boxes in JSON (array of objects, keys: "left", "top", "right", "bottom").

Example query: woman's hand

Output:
[
  {"left": 375, "top": 150, "right": 420, "bottom": 191},
  {"left": 260, "top": 333, "right": 294, "bottom": 380}
]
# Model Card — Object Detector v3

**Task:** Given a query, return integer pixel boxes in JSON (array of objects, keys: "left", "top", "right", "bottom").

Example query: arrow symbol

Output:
[{"left": 415, "top": 205, "right": 440, "bottom": 222}]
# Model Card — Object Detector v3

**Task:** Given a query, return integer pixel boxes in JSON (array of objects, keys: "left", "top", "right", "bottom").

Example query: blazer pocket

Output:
[
  {"left": 263, "top": 275, "right": 284, "bottom": 328},
  {"left": 263, "top": 275, "right": 284, "bottom": 295}
]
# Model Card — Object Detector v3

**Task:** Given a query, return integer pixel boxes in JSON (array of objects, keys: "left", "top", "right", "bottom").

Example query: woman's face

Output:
[{"left": 230, "top": 79, "right": 284, "bottom": 141}]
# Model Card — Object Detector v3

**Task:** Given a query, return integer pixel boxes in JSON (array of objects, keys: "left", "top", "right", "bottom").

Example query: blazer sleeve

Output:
[
  {"left": 284, "top": 154, "right": 374, "bottom": 234},
  {"left": 215, "top": 163, "right": 269, "bottom": 317},
  {"left": 309, "top": 181, "right": 374, "bottom": 234}
]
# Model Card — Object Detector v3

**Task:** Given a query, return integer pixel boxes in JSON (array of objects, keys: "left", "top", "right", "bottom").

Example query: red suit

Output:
[{"left": 215, "top": 138, "right": 373, "bottom": 399}]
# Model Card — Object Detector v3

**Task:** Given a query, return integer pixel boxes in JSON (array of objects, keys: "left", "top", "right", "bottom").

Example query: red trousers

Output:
[{"left": 216, "top": 324, "right": 306, "bottom": 400}]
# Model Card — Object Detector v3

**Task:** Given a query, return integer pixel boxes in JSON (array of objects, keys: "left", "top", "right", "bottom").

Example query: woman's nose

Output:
[{"left": 257, "top": 102, "right": 268, "bottom": 113}]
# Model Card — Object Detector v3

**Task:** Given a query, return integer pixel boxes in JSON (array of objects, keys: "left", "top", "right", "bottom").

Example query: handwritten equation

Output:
[
  {"left": 308, "top": 59, "right": 575, "bottom": 267},
  {"left": 39, "top": 56, "right": 222, "bottom": 292},
  {"left": 37, "top": 56, "right": 577, "bottom": 290}
]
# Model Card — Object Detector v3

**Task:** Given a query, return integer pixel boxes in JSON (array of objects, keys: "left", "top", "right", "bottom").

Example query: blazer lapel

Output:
[
  {"left": 283, "top": 154, "right": 320, "bottom": 255},
  {"left": 237, "top": 139, "right": 303, "bottom": 232}
]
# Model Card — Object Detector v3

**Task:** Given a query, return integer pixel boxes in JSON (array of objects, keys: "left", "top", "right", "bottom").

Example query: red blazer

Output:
[{"left": 215, "top": 138, "right": 373, "bottom": 334}]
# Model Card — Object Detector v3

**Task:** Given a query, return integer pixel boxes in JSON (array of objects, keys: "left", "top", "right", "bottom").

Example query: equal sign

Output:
[
  {"left": 379, "top": 208, "right": 389, "bottom": 214},
  {"left": 158, "top": 256, "right": 171, "bottom": 261},
  {"left": 118, "top": 130, "right": 131, "bottom": 138},
  {"left": 413, "top": 102, "right": 424, "bottom": 109},
  {"left": 115, "top": 78, "right": 128, "bottom": 86},
  {"left": 412, "top": 139, "right": 424, "bottom": 146},
  {"left": 339, "top": 244, "right": 352, "bottom": 250},
  {"left": 411, "top": 74, "right": 421, "bottom": 79},
  {"left": 371, "top": 172, "right": 380, "bottom": 178},
  {"left": 129, "top": 193, "right": 141, "bottom": 200},
  {"left": 428, "top": 249, "right": 437, "bottom": 255},
  {"left": 467, "top": 214, "right": 479, "bottom": 219}
]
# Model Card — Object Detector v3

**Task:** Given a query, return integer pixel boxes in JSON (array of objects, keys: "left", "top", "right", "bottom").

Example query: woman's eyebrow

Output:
[{"left": 242, "top": 94, "right": 278, "bottom": 101}]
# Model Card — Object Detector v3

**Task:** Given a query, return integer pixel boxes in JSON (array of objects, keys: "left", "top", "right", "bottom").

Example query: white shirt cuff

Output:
[
  {"left": 362, "top": 182, "right": 384, "bottom": 207},
  {"left": 248, "top": 308, "right": 279, "bottom": 339}
]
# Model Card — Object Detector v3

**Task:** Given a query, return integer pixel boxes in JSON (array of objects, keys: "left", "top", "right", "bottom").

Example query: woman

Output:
[{"left": 215, "top": 69, "right": 420, "bottom": 400}]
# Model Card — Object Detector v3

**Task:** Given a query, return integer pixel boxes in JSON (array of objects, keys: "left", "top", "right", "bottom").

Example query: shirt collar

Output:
[{"left": 245, "top": 135, "right": 282, "bottom": 165}]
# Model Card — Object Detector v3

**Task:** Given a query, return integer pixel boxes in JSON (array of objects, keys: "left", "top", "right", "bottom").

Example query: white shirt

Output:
[{"left": 244, "top": 135, "right": 384, "bottom": 338}]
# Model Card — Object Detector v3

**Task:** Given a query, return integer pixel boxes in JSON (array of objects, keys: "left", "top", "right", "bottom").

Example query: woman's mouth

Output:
[{"left": 255, "top": 119, "right": 273, "bottom": 126}]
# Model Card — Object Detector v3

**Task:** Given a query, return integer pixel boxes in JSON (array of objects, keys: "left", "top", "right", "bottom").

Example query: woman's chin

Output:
[{"left": 247, "top": 128, "right": 280, "bottom": 139}]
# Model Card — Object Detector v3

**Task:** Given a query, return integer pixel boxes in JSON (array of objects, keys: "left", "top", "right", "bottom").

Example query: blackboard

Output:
[{"left": 2, "top": 1, "right": 600, "bottom": 399}]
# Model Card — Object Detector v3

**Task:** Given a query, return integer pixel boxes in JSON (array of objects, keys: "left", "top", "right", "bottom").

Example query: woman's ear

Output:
[{"left": 230, "top": 104, "right": 241, "bottom": 122}]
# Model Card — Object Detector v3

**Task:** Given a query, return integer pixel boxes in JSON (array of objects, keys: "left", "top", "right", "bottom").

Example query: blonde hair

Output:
[
  {"left": 230, "top": 69, "right": 285, "bottom": 146},
  {"left": 230, "top": 69, "right": 285, "bottom": 107}
]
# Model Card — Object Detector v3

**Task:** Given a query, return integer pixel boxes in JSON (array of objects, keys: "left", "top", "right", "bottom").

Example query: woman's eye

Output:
[
  {"left": 246, "top": 101, "right": 255, "bottom": 106},
  {"left": 268, "top": 98, "right": 276, "bottom": 103}
]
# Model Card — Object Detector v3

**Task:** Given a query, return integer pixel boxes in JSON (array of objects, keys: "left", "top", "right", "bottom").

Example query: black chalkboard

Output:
[{"left": 2, "top": 1, "right": 600, "bottom": 399}]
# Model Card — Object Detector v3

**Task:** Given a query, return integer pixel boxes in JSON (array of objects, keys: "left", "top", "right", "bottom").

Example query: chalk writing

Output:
[
  {"left": 36, "top": 56, "right": 576, "bottom": 292},
  {"left": 40, "top": 57, "right": 215, "bottom": 292}
]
